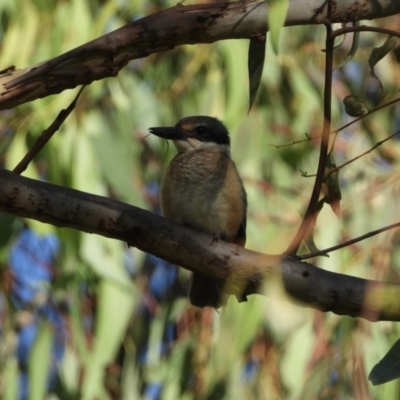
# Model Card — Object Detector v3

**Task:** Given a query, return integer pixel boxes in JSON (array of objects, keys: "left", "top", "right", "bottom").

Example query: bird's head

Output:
[{"left": 149, "top": 116, "right": 230, "bottom": 155}]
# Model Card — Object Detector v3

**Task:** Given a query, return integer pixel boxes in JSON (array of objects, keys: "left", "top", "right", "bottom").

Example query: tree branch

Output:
[
  {"left": 13, "top": 86, "right": 85, "bottom": 175},
  {"left": 286, "top": 21, "right": 334, "bottom": 254},
  {"left": 0, "top": 168, "right": 399, "bottom": 321},
  {"left": 1, "top": 0, "right": 399, "bottom": 110}
]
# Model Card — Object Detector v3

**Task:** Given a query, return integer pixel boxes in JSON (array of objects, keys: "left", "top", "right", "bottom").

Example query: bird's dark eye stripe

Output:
[{"left": 197, "top": 126, "right": 206, "bottom": 134}]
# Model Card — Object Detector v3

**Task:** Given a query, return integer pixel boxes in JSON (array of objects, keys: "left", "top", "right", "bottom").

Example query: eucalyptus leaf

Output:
[
  {"left": 3, "top": 358, "right": 19, "bottom": 400},
  {"left": 266, "top": 0, "right": 289, "bottom": 54},
  {"left": 28, "top": 322, "right": 53, "bottom": 400},
  {"left": 81, "top": 280, "right": 136, "bottom": 399},
  {"left": 369, "top": 338, "right": 400, "bottom": 385},
  {"left": 369, "top": 35, "right": 398, "bottom": 89},
  {"left": 334, "top": 22, "right": 360, "bottom": 70},
  {"left": 248, "top": 35, "right": 267, "bottom": 112}
]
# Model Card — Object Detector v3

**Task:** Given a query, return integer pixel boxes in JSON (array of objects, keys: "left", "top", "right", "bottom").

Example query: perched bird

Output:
[{"left": 149, "top": 116, "right": 247, "bottom": 308}]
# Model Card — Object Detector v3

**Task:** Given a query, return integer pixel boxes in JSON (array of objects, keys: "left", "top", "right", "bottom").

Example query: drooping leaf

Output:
[
  {"left": 369, "top": 338, "right": 400, "bottom": 385},
  {"left": 334, "top": 22, "right": 360, "bottom": 70},
  {"left": 248, "top": 35, "right": 267, "bottom": 112},
  {"left": 369, "top": 35, "right": 398, "bottom": 89},
  {"left": 28, "top": 322, "right": 53, "bottom": 400},
  {"left": 266, "top": 0, "right": 289, "bottom": 54},
  {"left": 3, "top": 358, "right": 19, "bottom": 400},
  {"left": 323, "top": 154, "right": 342, "bottom": 218},
  {"left": 81, "top": 280, "right": 136, "bottom": 399},
  {"left": 343, "top": 94, "right": 368, "bottom": 117}
]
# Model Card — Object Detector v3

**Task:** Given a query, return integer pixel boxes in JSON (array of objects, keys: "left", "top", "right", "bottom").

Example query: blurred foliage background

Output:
[{"left": 1, "top": 0, "right": 400, "bottom": 399}]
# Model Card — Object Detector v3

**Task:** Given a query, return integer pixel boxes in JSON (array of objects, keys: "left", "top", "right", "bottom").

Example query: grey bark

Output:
[{"left": 1, "top": 168, "right": 399, "bottom": 321}]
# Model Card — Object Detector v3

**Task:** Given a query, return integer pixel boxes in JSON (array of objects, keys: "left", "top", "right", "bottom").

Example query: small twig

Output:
[
  {"left": 297, "top": 221, "right": 400, "bottom": 260},
  {"left": 13, "top": 86, "right": 85, "bottom": 175},
  {"left": 268, "top": 133, "right": 318, "bottom": 148},
  {"left": 333, "top": 21, "right": 360, "bottom": 70},
  {"left": 331, "top": 25, "right": 400, "bottom": 40},
  {"left": 269, "top": 97, "right": 400, "bottom": 148},
  {"left": 286, "top": 22, "right": 334, "bottom": 255},
  {"left": 303, "top": 129, "right": 400, "bottom": 178},
  {"left": 333, "top": 97, "right": 400, "bottom": 134}
]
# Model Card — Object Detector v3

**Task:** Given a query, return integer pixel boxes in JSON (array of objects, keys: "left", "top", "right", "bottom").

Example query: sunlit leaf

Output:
[
  {"left": 28, "top": 322, "right": 53, "bottom": 400},
  {"left": 266, "top": 0, "right": 289, "bottom": 54},
  {"left": 3, "top": 358, "right": 19, "bottom": 400},
  {"left": 81, "top": 280, "right": 136, "bottom": 399}
]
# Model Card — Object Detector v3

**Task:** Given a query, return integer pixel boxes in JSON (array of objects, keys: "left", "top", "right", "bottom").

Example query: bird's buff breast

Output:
[{"left": 160, "top": 150, "right": 244, "bottom": 241}]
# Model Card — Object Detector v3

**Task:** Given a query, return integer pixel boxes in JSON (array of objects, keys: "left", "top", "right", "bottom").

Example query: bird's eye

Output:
[{"left": 196, "top": 126, "right": 206, "bottom": 134}]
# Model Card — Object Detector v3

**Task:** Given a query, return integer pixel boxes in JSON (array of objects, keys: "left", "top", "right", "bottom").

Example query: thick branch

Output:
[
  {"left": 1, "top": 0, "right": 399, "bottom": 110},
  {"left": 0, "top": 169, "right": 399, "bottom": 321}
]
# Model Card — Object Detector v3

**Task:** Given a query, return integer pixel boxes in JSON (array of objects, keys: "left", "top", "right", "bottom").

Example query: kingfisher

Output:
[{"left": 149, "top": 116, "right": 247, "bottom": 308}]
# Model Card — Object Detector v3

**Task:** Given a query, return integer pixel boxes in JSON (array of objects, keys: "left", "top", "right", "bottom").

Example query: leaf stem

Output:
[{"left": 297, "top": 221, "right": 400, "bottom": 260}]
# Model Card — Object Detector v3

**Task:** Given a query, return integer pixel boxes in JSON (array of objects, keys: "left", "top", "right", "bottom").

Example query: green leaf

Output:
[
  {"left": 266, "top": 0, "right": 289, "bottom": 54},
  {"left": 369, "top": 35, "right": 398, "bottom": 89},
  {"left": 369, "top": 338, "right": 400, "bottom": 385},
  {"left": 248, "top": 35, "right": 267, "bottom": 112},
  {"left": 28, "top": 322, "right": 53, "bottom": 400},
  {"left": 3, "top": 358, "right": 19, "bottom": 400},
  {"left": 343, "top": 95, "right": 369, "bottom": 117},
  {"left": 81, "top": 279, "right": 136, "bottom": 399},
  {"left": 81, "top": 234, "right": 132, "bottom": 286}
]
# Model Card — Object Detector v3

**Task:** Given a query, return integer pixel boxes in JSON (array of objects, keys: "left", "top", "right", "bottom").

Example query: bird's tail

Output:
[{"left": 188, "top": 273, "right": 228, "bottom": 308}]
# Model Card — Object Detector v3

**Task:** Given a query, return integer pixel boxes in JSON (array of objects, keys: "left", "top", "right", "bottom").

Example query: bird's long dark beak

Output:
[{"left": 148, "top": 126, "right": 187, "bottom": 140}]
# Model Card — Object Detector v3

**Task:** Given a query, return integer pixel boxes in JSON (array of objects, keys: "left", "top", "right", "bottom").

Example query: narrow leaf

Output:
[
  {"left": 369, "top": 35, "right": 398, "bottom": 89},
  {"left": 248, "top": 35, "right": 266, "bottom": 112},
  {"left": 369, "top": 338, "right": 400, "bottom": 385},
  {"left": 28, "top": 322, "right": 53, "bottom": 400},
  {"left": 266, "top": 0, "right": 289, "bottom": 54},
  {"left": 3, "top": 358, "right": 19, "bottom": 400},
  {"left": 334, "top": 22, "right": 360, "bottom": 70},
  {"left": 81, "top": 280, "right": 136, "bottom": 400}
]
